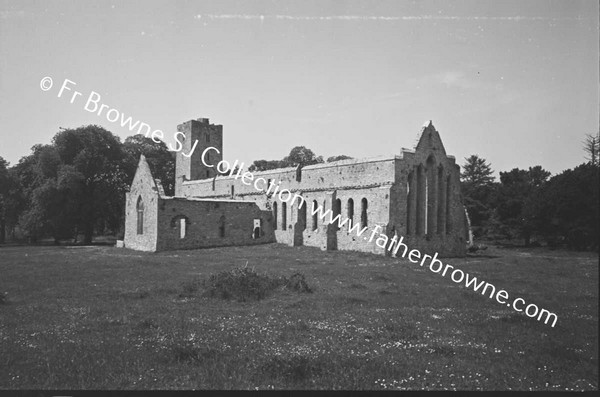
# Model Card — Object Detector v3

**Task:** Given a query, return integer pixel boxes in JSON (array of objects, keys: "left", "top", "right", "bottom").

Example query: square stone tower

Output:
[{"left": 175, "top": 118, "right": 223, "bottom": 196}]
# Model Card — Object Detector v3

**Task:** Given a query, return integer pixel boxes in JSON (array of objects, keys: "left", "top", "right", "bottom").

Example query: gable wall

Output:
[{"left": 124, "top": 158, "right": 159, "bottom": 251}]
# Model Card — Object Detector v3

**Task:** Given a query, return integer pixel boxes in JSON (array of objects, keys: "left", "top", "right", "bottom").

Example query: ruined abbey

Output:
[{"left": 124, "top": 118, "right": 468, "bottom": 257}]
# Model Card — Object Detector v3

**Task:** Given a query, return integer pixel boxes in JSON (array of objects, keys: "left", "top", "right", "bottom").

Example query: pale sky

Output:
[{"left": 0, "top": 0, "right": 598, "bottom": 178}]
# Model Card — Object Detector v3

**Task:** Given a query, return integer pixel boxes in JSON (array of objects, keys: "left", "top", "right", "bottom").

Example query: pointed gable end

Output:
[
  {"left": 131, "top": 155, "right": 163, "bottom": 198},
  {"left": 414, "top": 120, "right": 448, "bottom": 157}
]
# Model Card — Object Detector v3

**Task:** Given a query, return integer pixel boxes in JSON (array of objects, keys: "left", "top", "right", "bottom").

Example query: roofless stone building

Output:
[{"left": 124, "top": 118, "right": 468, "bottom": 256}]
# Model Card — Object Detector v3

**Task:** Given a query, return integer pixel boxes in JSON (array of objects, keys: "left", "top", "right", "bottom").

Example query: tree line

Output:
[
  {"left": 1, "top": 126, "right": 597, "bottom": 251},
  {"left": 246, "top": 146, "right": 352, "bottom": 172},
  {"left": 0, "top": 126, "right": 354, "bottom": 245},
  {"left": 0, "top": 126, "right": 175, "bottom": 244},
  {"left": 460, "top": 132, "right": 599, "bottom": 251}
]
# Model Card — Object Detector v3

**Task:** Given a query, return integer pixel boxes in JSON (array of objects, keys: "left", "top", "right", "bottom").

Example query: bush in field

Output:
[
  {"left": 198, "top": 265, "right": 312, "bottom": 302},
  {"left": 285, "top": 273, "right": 312, "bottom": 293}
]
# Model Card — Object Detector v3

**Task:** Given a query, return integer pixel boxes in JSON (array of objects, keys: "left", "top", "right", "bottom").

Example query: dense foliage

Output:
[
  {"left": 460, "top": 154, "right": 598, "bottom": 251},
  {"left": 0, "top": 127, "right": 174, "bottom": 243},
  {"left": 247, "top": 146, "right": 353, "bottom": 172}
]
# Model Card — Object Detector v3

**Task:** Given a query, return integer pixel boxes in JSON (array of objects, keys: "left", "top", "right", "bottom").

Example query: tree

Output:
[
  {"left": 583, "top": 131, "right": 600, "bottom": 165},
  {"left": 25, "top": 173, "right": 81, "bottom": 243},
  {"left": 9, "top": 146, "right": 59, "bottom": 242},
  {"left": 20, "top": 146, "right": 84, "bottom": 243},
  {"left": 52, "top": 125, "right": 126, "bottom": 244},
  {"left": 533, "top": 163, "right": 599, "bottom": 250},
  {"left": 494, "top": 166, "right": 551, "bottom": 245},
  {"left": 247, "top": 146, "right": 324, "bottom": 172},
  {"left": 0, "top": 157, "right": 8, "bottom": 243},
  {"left": 460, "top": 155, "right": 495, "bottom": 186},
  {"left": 4, "top": 126, "right": 183, "bottom": 243},
  {"left": 283, "top": 146, "right": 324, "bottom": 167},
  {"left": 248, "top": 159, "right": 286, "bottom": 172},
  {"left": 460, "top": 155, "right": 496, "bottom": 236},
  {"left": 0, "top": 167, "right": 24, "bottom": 242},
  {"left": 13, "top": 141, "right": 99, "bottom": 243},
  {"left": 327, "top": 155, "right": 353, "bottom": 162}
]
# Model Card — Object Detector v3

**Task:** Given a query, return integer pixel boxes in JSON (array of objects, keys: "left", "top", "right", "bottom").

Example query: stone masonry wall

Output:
[
  {"left": 176, "top": 157, "right": 399, "bottom": 254},
  {"left": 157, "top": 118, "right": 467, "bottom": 257},
  {"left": 177, "top": 156, "right": 398, "bottom": 200},
  {"left": 155, "top": 198, "right": 275, "bottom": 251}
]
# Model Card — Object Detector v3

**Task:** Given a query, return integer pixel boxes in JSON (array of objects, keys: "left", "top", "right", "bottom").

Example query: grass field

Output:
[{"left": 0, "top": 243, "right": 597, "bottom": 390}]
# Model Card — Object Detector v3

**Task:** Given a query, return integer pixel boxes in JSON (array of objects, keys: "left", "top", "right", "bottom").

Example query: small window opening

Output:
[
  {"left": 136, "top": 197, "right": 144, "bottom": 235},
  {"left": 219, "top": 215, "right": 225, "bottom": 237},
  {"left": 253, "top": 219, "right": 262, "bottom": 239}
]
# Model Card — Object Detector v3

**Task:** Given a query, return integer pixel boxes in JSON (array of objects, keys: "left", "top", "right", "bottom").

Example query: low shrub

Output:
[
  {"left": 467, "top": 244, "right": 488, "bottom": 253},
  {"left": 199, "top": 265, "right": 312, "bottom": 302},
  {"left": 284, "top": 273, "right": 312, "bottom": 293}
]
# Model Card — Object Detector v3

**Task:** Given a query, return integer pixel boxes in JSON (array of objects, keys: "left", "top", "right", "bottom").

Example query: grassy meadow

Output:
[{"left": 0, "top": 243, "right": 597, "bottom": 390}]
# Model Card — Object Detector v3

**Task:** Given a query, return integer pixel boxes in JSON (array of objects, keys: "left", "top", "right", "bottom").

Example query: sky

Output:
[{"left": 0, "top": 0, "right": 598, "bottom": 178}]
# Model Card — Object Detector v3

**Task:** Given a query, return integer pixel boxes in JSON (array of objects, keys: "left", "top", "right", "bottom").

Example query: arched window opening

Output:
[
  {"left": 347, "top": 198, "right": 354, "bottom": 228},
  {"left": 425, "top": 155, "right": 437, "bottom": 235},
  {"left": 437, "top": 166, "right": 445, "bottom": 235},
  {"left": 231, "top": 185, "right": 235, "bottom": 199},
  {"left": 333, "top": 199, "right": 342, "bottom": 230},
  {"left": 361, "top": 198, "right": 368, "bottom": 228},
  {"left": 253, "top": 219, "right": 262, "bottom": 239},
  {"left": 416, "top": 165, "right": 425, "bottom": 235},
  {"left": 273, "top": 202, "right": 278, "bottom": 230},
  {"left": 407, "top": 171, "right": 414, "bottom": 235},
  {"left": 281, "top": 202, "right": 287, "bottom": 230},
  {"left": 219, "top": 215, "right": 226, "bottom": 237},
  {"left": 425, "top": 177, "right": 429, "bottom": 235},
  {"left": 446, "top": 175, "right": 452, "bottom": 233},
  {"left": 136, "top": 196, "right": 144, "bottom": 235},
  {"left": 298, "top": 198, "right": 307, "bottom": 231},
  {"left": 312, "top": 200, "right": 318, "bottom": 231}
]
